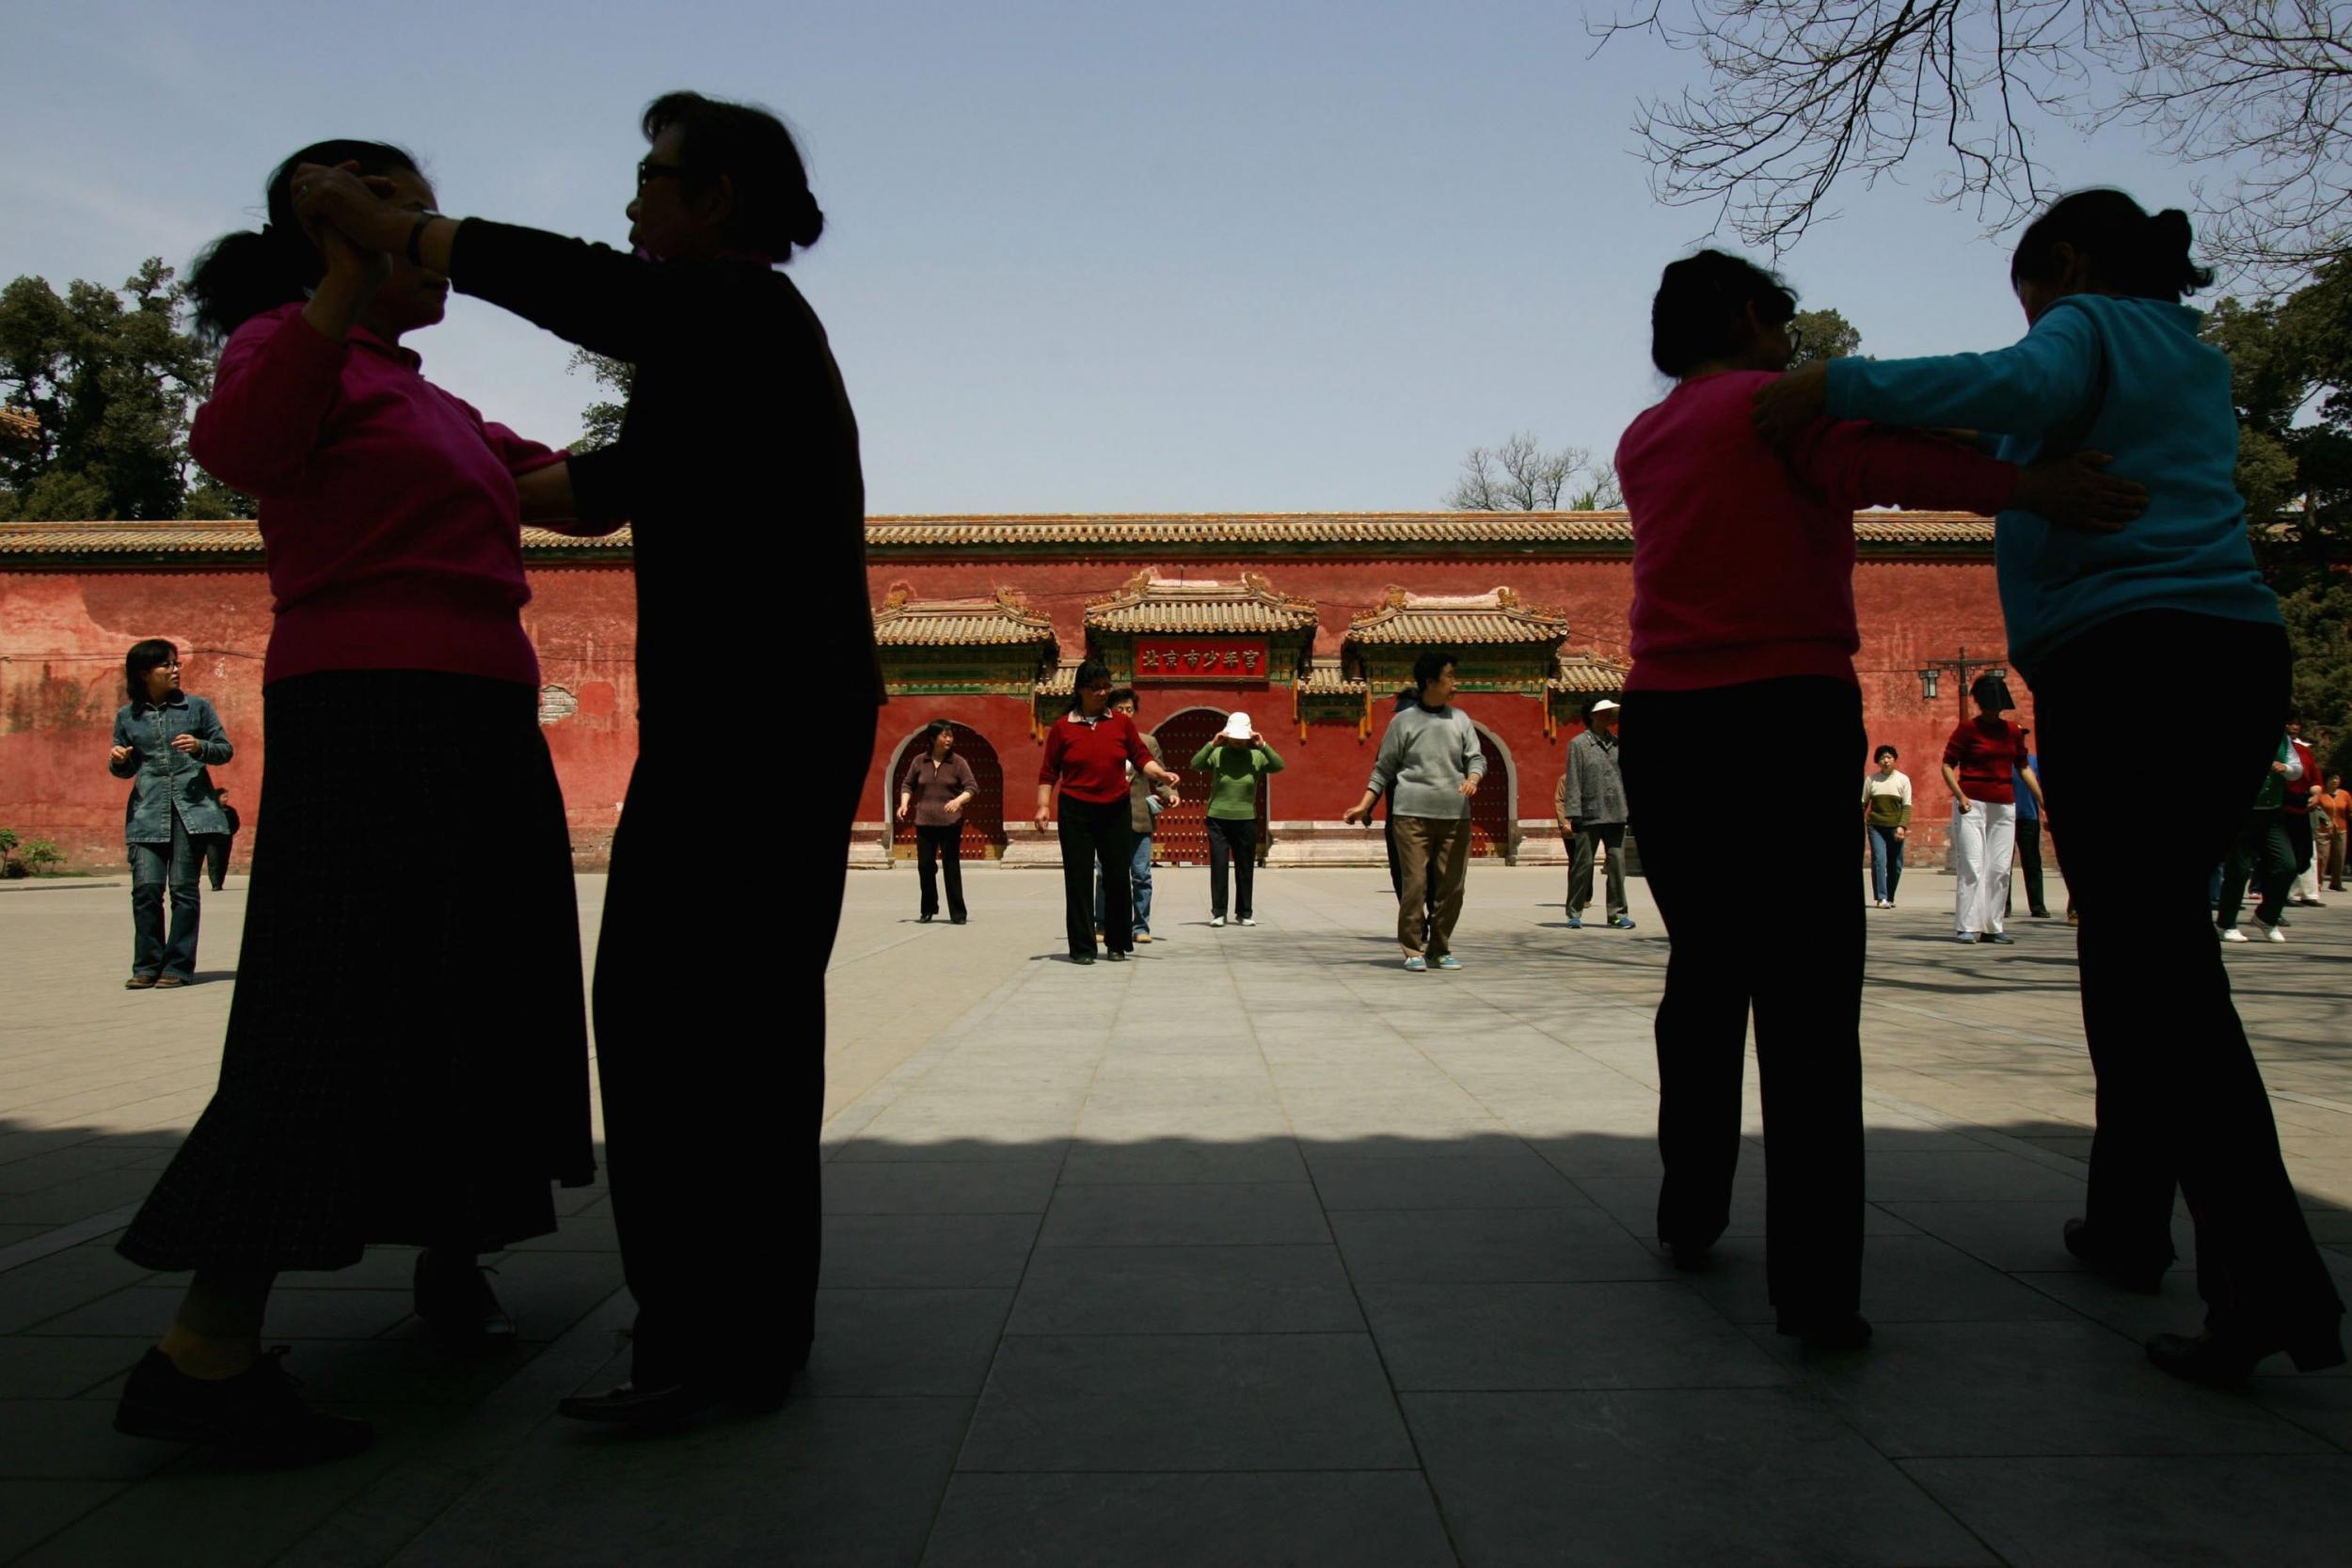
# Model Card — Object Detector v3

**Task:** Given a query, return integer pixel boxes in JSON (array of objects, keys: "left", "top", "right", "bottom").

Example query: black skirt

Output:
[{"left": 119, "top": 670, "right": 596, "bottom": 1273}]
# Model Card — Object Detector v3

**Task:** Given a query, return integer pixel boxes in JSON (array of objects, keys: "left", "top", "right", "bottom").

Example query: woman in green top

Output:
[{"left": 1190, "top": 711, "right": 1283, "bottom": 927}]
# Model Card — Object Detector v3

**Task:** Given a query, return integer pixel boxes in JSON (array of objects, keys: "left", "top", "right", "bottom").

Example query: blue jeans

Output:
[
  {"left": 128, "top": 813, "right": 201, "bottom": 979},
  {"left": 1867, "top": 824, "right": 1905, "bottom": 903},
  {"left": 1097, "top": 832, "right": 1154, "bottom": 936}
]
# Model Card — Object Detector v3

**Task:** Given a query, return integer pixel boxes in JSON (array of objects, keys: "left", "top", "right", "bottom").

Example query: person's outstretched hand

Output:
[
  {"left": 1752, "top": 361, "right": 1830, "bottom": 449},
  {"left": 291, "top": 162, "right": 403, "bottom": 251},
  {"left": 2013, "top": 451, "right": 2148, "bottom": 533},
  {"left": 1342, "top": 803, "right": 1369, "bottom": 826}
]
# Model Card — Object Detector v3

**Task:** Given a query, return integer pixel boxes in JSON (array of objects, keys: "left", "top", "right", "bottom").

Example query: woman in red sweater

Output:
[
  {"left": 1941, "top": 675, "right": 2035, "bottom": 943},
  {"left": 1038, "top": 659, "right": 1182, "bottom": 964},
  {"left": 1614, "top": 250, "right": 2142, "bottom": 1351},
  {"left": 111, "top": 142, "right": 597, "bottom": 1464}
]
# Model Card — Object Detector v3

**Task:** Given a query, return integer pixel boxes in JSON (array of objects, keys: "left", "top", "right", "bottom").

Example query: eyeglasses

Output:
[{"left": 636, "top": 159, "right": 691, "bottom": 190}]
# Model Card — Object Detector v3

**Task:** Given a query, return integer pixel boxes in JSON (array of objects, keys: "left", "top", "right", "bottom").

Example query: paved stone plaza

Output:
[{"left": 4, "top": 863, "right": 2350, "bottom": 1565}]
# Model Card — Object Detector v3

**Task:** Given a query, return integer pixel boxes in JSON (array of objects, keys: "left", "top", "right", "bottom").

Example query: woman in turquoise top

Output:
[
  {"left": 1758, "top": 189, "right": 2342, "bottom": 1386},
  {"left": 1189, "top": 713, "right": 1283, "bottom": 927}
]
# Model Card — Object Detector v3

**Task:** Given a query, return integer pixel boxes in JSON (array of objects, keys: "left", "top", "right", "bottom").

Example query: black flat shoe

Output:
[
  {"left": 558, "top": 1375, "right": 789, "bottom": 1426},
  {"left": 950, "top": 915, "right": 967, "bottom": 925},
  {"left": 1776, "top": 1311, "right": 1873, "bottom": 1352},
  {"left": 2147, "top": 1327, "right": 2347, "bottom": 1386},
  {"left": 1071, "top": 953, "right": 1094, "bottom": 965},
  {"left": 115, "top": 1347, "right": 373, "bottom": 1465},
  {"left": 1104, "top": 950, "right": 1128, "bottom": 962},
  {"left": 413, "top": 1252, "right": 517, "bottom": 1353},
  {"left": 2061, "top": 1218, "right": 2169, "bottom": 1293},
  {"left": 1663, "top": 1239, "right": 1713, "bottom": 1273},
  {"left": 919, "top": 912, "right": 934, "bottom": 923}
]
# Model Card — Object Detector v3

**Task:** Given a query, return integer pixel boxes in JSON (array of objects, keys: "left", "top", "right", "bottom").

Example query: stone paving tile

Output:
[
  {"left": 1038, "top": 1182, "right": 1332, "bottom": 1247},
  {"left": 821, "top": 1161, "right": 1062, "bottom": 1216},
  {"left": 1681, "top": 1234, "right": 2078, "bottom": 1326},
  {"left": 919, "top": 1472, "right": 1457, "bottom": 1568},
  {"left": 1403, "top": 1386, "right": 2000, "bottom": 1567},
  {"left": 819, "top": 1214, "right": 1041, "bottom": 1290},
  {"left": 1769, "top": 1317, "right": 2332, "bottom": 1457},
  {"left": 1899, "top": 1455, "right": 2352, "bottom": 1566},
  {"left": 1306, "top": 1151, "right": 1588, "bottom": 1211},
  {"left": 1006, "top": 1244, "right": 1365, "bottom": 1336},
  {"left": 1361, "top": 1281, "right": 1792, "bottom": 1391},
  {"left": 1057, "top": 1139, "right": 1310, "bottom": 1186},
  {"left": 1329, "top": 1208, "right": 1673, "bottom": 1284},
  {"left": 959, "top": 1334, "right": 1416, "bottom": 1472},
  {"left": 0, "top": 1480, "right": 125, "bottom": 1561},
  {"left": 797, "top": 1289, "right": 1014, "bottom": 1396}
]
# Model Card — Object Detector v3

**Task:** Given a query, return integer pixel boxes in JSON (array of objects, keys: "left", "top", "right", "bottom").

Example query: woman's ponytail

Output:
[
  {"left": 186, "top": 139, "right": 421, "bottom": 346},
  {"left": 2010, "top": 189, "right": 2216, "bottom": 304}
]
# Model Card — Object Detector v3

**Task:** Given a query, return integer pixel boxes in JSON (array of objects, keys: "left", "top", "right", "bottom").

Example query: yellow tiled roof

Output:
[
  {"left": 872, "top": 584, "right": 1056, "bottom": 647},
  {"left": 1548, "top": 652, "right": 1633, "bottom": 694},
  {"left": 1346, "top": 586, "right": 1569, "bottom": 647},
  {"left": 1083, "top": 570, "right": 1321, "bottom": 636},
  {"left": 1296, "top": 657, "right": 1367, "bottom": 697}
]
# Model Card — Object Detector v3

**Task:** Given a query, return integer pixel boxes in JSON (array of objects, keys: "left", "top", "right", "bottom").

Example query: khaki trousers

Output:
[{"left": 1392, "top": 815, "right": 1470, "bottom": 958}]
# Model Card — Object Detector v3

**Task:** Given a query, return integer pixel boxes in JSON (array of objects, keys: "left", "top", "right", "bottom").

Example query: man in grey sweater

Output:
[
  {"left": 1559, "top": 698, "right": 1632, "bottom": 930},
  {"left": 1343, "top": 650, "right": 1486, "bottom": 972}
]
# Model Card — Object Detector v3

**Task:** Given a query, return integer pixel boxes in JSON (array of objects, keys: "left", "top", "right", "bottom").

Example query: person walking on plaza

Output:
[
  {"left": 202, "top": 788, "right": 241, "bottom": 893},
  {"left": 1942, "top": 676, "right": 2031, "bottom": 944},
  {"left": 2217, "top": 729, "right": 2301, "bottom": 944},
  {"left": 899, "top": 720, "right": 977, "bottom": 925},
  {"left": 1860, "top": 745, "right": 1912, "bottom": 908},
  {"left": 296, "top": 92, "right": 879, "bottom": 1424},
  {"left": 2284, "top": 720, "right": 2325, "bottom": 908},
  {"left": 1558, "top": 698, "right": 1631, "bottom": 929},
  {"left": 2320, "top": 770, "right": 2349, "bottom": 893},
  {"left": 109, "top": 641, "right": 233, "bottom": 989},
  {"left": 1097, "top": 687, "right": 1176, "bottom": 943},
  {"left": 2005, "top": 750, "right": 2053, "bottom": 920},
  {"left": 1192, "top": 710, "right": 1283, "bottom": 927},
  {"left": 113, "top": 140, "right": 596, "bottom": 1463},
  {"left": 1757, "top": 187, "right": 2344, "bottom": 1384},
  {"left": 1344, "top": 651, "right": 1485, "bottom": 971},
  {"left": 1039, "top": 661, "right": 1182, "bottom": 964},
  {"left": 1619, "top": 248, "right": 2136, "bottom": 1352}
]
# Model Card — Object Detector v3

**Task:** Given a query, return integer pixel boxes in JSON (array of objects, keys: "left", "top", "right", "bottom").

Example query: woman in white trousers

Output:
[{"left": 1941, "top": 675, "right": 2036, "bottom": 943}]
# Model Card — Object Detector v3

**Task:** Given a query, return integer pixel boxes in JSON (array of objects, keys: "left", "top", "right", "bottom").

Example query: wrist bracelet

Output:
[{"left": 407, "top": 213, "right": 442, "bottom": 267}]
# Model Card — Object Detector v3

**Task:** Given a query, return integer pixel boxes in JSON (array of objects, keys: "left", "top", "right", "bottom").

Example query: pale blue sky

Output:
[{"left": 6, "top": 0, "right": 2202, "bottom": 512}]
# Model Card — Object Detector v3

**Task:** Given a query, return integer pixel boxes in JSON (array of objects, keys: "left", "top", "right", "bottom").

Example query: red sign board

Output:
[{"left": 1135, "top": 638, "right": 1270, "bottom": 683}]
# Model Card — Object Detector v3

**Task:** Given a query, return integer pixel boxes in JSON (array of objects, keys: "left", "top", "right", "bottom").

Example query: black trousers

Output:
[
  {"left": 1622, "top": 676, "right": 1865, "bottom": 1320},
  {"left": 915, "top": 823, "right": 965, "bottom": 919},
  {"left": 1058, "top": 796, "right": 1132, "bottom": 957},
  {"left": 594, "top": 705, "right": 876, "bottom": 1383},
  {"left": 203, "top": 832, "right": 233, "bottom": 891},
  {"left": 1207, "top": 816, "right": 1257, "bottom": 918},
  {"left": 2013, "top": 817, "right": 2048, "bottom": 915},
  {"left": 1568, "top": 822, "right": 1629, "bottom": 920},
  {"left": 2217, "top": 810, "right": 2296, "bottom": 930},
  {"left": 2285, "top": 810, "right": 2314, "bottom": 877},
  {"left": 2038, "top": 611, "right": 2340, "bottom": 1340}
]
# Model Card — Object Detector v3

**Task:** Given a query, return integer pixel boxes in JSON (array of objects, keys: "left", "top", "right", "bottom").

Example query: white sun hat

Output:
[
  {"left": 1590, "top": 699, "right": 1621, "bottom": 713},
  {"left": 1221, "top": 711, "right": 1254, "bottom": 740}
]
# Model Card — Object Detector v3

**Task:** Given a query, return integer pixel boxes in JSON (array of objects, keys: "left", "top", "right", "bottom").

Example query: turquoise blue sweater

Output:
[{"left": 1824, "top": 294, "right": 2277, "bottom": 679}]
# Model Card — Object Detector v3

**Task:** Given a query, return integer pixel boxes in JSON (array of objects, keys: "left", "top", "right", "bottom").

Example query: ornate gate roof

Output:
[{"left": 1082, "top": 570, "right": 1321, "bottom": 636}]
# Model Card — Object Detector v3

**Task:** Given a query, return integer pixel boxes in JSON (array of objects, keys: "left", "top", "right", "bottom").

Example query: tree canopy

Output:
[
  {"left": 0, "top": 260, "right": 247, "bottom": 519},
  {"left": 1597, "top": 0, "right": 2352, "bottom": 277}
]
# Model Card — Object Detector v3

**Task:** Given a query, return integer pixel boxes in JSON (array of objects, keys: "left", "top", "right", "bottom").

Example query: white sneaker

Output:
[
  {"left": 2218, "top": 927, "right": 2248, "bottom": 942},
  {"left": 1210, "top": 915, "right": 1226, "bottom": 927},
  {"left": 2265, "top": 924, "right": 2288, "bottom": 943},
  {"left": 1238, "top": 916, "right": 1257, "bottom": 927}
]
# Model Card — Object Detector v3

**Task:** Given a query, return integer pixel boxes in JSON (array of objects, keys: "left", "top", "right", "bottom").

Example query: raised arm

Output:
[
  {"left": 1825, "top": 305, "right": 2105, "bottom": 438},
  {"left": 1254, "top": 743, "right": 1285, "bottom": 774},
  {"left": 187, "top": 312, "right": 348, "bottom": 496}
]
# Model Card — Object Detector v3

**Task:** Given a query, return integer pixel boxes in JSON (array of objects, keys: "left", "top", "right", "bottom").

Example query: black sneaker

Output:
[{"left": 115, "top": 1348, "right": 373, "bottom": 1465}]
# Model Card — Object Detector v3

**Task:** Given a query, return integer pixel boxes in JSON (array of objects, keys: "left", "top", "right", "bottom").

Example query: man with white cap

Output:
[
  {"left": 1559, "top": 698, "right": 1633, "bottom": 929},
  {"left": 1189, "top": 711, "right": 1283, "bottom": 927}
]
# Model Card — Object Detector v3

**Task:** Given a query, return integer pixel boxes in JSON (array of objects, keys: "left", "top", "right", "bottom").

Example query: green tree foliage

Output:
[
  {"left": 568, "top": 349, "right": 632, "bottom": 453},
  {"left": 0, "top": 260, "right": 250, "bottom": 520},
  {"left": 2204, "top": 261, "right": 2352, "bottom": 757},
  {"left": 1788, "top": 307, "right": 1863, "bottom": 367}
]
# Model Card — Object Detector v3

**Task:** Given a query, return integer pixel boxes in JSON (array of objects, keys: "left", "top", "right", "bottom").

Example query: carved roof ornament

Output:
[
  {"left": 871, "top": 585, "right": 1057, "bottom": 647},
  {"left": 1083, "top": 572, "right": 1321, "bottom": 636},
  {"left": 1345, "top": 586, "right": 1570, "bottom": 648}
]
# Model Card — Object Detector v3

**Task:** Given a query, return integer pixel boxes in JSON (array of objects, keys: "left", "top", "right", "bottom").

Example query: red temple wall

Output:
[{"left": 5, "top": 551, "right": 2023, "bottom": 870}]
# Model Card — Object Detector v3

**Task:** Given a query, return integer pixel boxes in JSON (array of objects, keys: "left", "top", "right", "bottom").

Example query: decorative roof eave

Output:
[
  {"left": 0, "top": 513, "right": 2009, "bottom": 570},
  {"left": 1083, "top": 568, "right": 1321, "bottom": 636},
  {"left": 1295, "top": 657, "right": 1367, "bottom": 698},
  {"left": 1548, "top": 653, "right": 1633, "bottom": 694},
  {"left": 1345, "top": 585, "right": 1571, "bottom": 648},
  {"left": 872, "top": 582, "right": 1057, "bottom": 648}
]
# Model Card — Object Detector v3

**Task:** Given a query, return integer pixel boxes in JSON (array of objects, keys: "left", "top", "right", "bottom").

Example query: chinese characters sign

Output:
[{"left": 1134, "top": 638, "right": 1270, "bottom": 684}]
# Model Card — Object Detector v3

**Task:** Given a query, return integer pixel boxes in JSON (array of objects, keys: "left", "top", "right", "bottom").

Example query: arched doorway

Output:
[
  {"left": 1468, "top": 723, "right": 1515, "bottom": 860},
  {"left": 1151, "top": 707, "right": 1272, "bottom": 865},
  {"left": 885, "top": 722, "right": 1008, "bottom": 861}
]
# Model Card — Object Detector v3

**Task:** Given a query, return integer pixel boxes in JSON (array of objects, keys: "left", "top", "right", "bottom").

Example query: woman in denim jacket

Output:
[{"left": 108, "top": 640, "right": 232, "bottom": 989}]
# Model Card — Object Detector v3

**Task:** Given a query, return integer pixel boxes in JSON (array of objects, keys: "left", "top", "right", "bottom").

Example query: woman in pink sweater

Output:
[
  {"left": 111, "top": 141, "right": 600, "bottom": 1464},
  {"left": 1614, "top": 250, "right": 2141, "bottom": 1351}
]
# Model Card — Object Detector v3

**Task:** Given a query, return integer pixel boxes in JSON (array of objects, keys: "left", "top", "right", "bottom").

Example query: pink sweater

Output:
[
  {"left": 1614, "top": 371, "right": 2018, "bottom": 691},
  {"left": 189, "top": 305, "right": 570, "bottom": 688}
]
